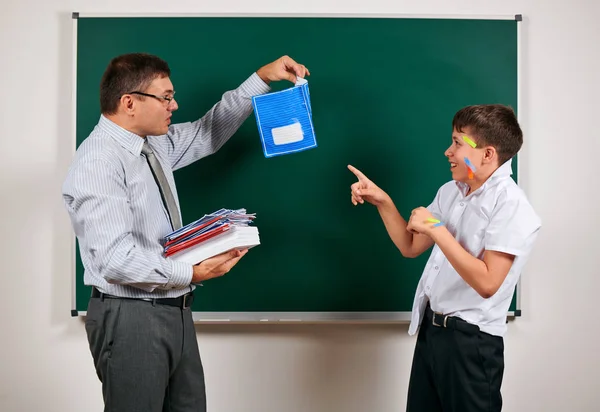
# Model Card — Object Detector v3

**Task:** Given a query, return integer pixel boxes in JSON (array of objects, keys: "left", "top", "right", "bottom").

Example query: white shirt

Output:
[{"left": 408, "top": 159, "right": 541, "bottom": 337}]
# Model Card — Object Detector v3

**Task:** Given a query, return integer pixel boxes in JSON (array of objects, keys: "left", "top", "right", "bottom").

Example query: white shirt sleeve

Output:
[
  {"left": 427, "top": 188, "right": 443, "bottom": 219},
  {"left": 485, "top": 192, "right": 541, "bottom": 256},
  {"left": 426, "top": 182, "right": 453, "bottom": 222}
]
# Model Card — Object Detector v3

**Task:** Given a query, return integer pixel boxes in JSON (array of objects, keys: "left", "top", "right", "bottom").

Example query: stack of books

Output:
[{"left": 163, "top": 208, "right": 260, "bottom": 265}]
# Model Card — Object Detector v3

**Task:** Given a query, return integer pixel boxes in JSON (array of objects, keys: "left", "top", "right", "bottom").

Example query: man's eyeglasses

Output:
[{"left": 126, "top": 91, "right": 176, "bottom": 106}]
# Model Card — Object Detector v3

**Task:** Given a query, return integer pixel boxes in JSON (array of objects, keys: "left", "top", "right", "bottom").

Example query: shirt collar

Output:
[
  {"left": 455, "top": 158, "right": 513, "bottom": 196},
  {"left": 98, "top": 115, "right": 145, "bottom": 156}
]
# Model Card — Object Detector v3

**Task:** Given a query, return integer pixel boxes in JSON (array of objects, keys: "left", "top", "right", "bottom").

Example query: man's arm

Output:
[
  {"left": 63, "top": 159, "right": 193, "bottom": 292},
  {"left": 348, "top": 165, "right": 434, "bottom": 258},
  {"left": 165, "top": 56, "right": 309, "bottom": 170},
  {"left": 64, "top": 159, "right": 254, "bottom": 289},
  {"left": 165, "top": 73, "right": 270, "bottom": 170}
]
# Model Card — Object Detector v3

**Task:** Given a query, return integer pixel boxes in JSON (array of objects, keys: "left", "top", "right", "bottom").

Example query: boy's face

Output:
[{"left": 445, "top": 127, "right": 482, "bottom": 182}]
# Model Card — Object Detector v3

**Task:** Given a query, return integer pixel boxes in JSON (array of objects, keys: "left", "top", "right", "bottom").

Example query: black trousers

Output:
[
  {"left": 85, "top": 294, "right": 206, "bottom": 412},
  {"left": 407, "top": 304, "right": 505, "bottom": 412}
]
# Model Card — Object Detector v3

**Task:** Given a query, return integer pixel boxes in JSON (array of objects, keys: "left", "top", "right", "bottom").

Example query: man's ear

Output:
[{"left": 120, "top": 94, "right": 136, "bottom": 116}]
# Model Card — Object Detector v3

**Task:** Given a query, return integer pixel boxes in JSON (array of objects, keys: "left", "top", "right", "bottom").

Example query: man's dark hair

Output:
[
  {"left": 100, "top": 53, "right": 171, "bottom": 115},
  {"left": 452, "top": 104, "right": 523, "bottom": 165}
]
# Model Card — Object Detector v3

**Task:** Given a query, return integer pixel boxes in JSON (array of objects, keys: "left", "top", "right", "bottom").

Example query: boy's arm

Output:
[
  {"left": 376, "top": 198, "right": 434, "bottom": 258},
  {"left": 429, "top": 227, "right": 514, "bottom": 298},
  {"left": 407, "top": 196, "right": 541, "bottom": 298},
  {"left": 348, "top": 165, "right": 434, "bottom": 258}
]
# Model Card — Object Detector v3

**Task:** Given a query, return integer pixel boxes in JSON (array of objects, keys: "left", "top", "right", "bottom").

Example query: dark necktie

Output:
[{"left": 141, "top": 140, "right": 182, "bottom": 230}]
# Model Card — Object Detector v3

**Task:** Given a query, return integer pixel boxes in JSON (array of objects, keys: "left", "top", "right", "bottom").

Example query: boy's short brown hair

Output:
[{"left": 452, "top": 104, "right": 523, "bottom": 166}]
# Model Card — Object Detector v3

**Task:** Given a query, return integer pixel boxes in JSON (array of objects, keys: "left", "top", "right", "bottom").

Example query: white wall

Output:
[{"left": 1, "top": 1, "right": 599, "bottom": 411}]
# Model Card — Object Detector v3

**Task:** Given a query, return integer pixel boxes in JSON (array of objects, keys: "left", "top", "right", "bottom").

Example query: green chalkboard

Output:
[{"left": 73, "top": 15, "right": 520, "bottom": 321}]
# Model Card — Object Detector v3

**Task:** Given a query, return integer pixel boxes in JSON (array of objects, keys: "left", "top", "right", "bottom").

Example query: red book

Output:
[
  {"left": 164, "top": 215, "right": 223, "bottom": 248},
  {"left": 165, "top": 224, "right": 231, "bottom": 257}
]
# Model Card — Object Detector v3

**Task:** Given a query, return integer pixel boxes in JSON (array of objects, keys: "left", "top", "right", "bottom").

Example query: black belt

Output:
[
  {"left": 424, "top": 303, "right": 479, "bottom": 334},
  {"left": 91, "top": 287, "right": 194, "bottom": 309}
]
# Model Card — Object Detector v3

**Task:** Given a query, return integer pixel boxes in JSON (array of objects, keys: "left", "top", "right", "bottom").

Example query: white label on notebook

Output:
[
  {"left": 295, "top": 76, "right": 308, "bottom": 86},
  {"left": 272, "top": 122, "right": 304, "bottom": 145}
]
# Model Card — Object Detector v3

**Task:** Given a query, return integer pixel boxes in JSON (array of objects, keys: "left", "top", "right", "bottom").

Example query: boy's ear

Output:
[{"left": 482, "top": 146, "right": 497, "bottom": 164}]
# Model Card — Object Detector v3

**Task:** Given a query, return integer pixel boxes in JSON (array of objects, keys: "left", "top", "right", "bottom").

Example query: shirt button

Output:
[
  {"left": 460, "top": 202, "right": 465, "bottom": 206},
  {"left": 434, "top": 266, "right": 439, "bottom": 270}
]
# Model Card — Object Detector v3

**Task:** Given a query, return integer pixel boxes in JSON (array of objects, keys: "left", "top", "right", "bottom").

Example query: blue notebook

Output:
[{"left": 251, "top": 78, "right": 317, "bottom": 158}]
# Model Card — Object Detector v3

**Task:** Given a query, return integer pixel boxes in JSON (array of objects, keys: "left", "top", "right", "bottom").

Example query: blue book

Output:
[{"left": 251, "top": 78, "right": 317, "bottom": 158}]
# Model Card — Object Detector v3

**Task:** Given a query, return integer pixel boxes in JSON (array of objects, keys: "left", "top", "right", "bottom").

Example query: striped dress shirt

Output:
[{"left": 62, "top": 73, "right": 270, "bottom": 299}]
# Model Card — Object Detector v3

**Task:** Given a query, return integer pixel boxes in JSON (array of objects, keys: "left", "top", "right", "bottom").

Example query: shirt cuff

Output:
[
  {"left": 165, "top": 260, "right": 193, "bottom": 290},
  {"left": 485, "top": 244, "right": 523, "bottom": 257},
  {"left": 240, "top": 72, "right": 271, "bottom": 98}
]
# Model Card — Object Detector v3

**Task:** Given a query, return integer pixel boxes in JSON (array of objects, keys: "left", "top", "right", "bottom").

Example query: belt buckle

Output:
[
  {"left": 182, "top": 293, "right": 192, "bottom": 309},
  {"left": 432, "top": 312, "right": 449, "bottom": 328}
]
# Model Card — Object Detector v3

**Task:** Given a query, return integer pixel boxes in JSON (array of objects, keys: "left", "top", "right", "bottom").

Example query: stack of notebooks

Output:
[{"left": 163, "top": 208, "right": 260, "bottom": 265}]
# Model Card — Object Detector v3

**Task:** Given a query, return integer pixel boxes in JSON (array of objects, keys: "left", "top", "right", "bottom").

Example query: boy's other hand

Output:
[
  {"left": 348, "top": 165, "right": 390, "bottom": 207},
  {"left": 407, "top": 207, "right": 436, "bottom": 236}
]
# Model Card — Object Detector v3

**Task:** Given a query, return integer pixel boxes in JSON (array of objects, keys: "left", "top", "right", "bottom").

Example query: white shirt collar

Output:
[{"left": 455, "top": 158, "right": 513, "bottom": 197}]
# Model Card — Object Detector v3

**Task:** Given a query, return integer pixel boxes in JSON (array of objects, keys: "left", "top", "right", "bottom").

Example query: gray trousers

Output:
[{"left": 85, "top": 296, "right": 206, "bottom": 412}]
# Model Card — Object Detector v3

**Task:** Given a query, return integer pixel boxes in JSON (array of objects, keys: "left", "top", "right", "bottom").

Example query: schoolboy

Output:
[{"left": 348, "top": 104, "right": 541, "bottom": 412}]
